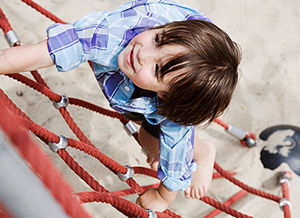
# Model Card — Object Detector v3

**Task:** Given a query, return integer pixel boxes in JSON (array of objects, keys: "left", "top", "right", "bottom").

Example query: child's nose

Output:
[{"left": 138, "top": 47, "right": 157, "bottom": 65}]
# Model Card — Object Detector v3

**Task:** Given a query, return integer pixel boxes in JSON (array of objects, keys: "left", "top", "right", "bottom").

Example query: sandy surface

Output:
[{"left": 1, "top": 0, "right": 299, "bottom": 217}]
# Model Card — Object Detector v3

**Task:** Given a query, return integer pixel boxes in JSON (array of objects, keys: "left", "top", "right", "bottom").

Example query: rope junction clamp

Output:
[
  {"left": 124, "top": 121, "right": 138, "bottom": 135},
  {"left": 146, "top": 209, "right": 157, "bottom": 218},
  {"left": 137, "top": 209, "right": 157, "bottom": 218},
  {"left": 279, "top": 171, "right": 292, "bottom": 187},
  {"left": 225, "top": 124, "right": 246, "bottom": 140},
  {"left": 225, "top": 124, "right": 257, "bottom": 147},
  {"left": 243, "top": 137, "right": 257, "bottom": 147},
  {"left": 118, "top": 165, "right": 134, "bottom": 182},
  {"left": 5, "top": 30, "right": 20, "bottom": 47},
  {"left": 53, "top": 95, "right": 69, "bottom": 109},
  {"left": 123, "top": 121, "right": 149, "bottom": 155},
  {"left": 48, "top": 135, "right": 68, "bottom": 153},
  {"left": 279, "top": 198, "right": 292, "bottom": 211}
]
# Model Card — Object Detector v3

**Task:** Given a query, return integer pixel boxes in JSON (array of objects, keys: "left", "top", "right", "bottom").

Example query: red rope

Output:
[
  {"left": 0, "top": 86, "right": 129, "bottom": 185},
  {"left": 20, "top": 0, "right": 67, "bottom": 24},
  {"left": 283, "top": 204, "right": 291, "bottom": 218},
  {"left": 214, "top": 162, "right": 281, "bottom": 203},
  {"left": 69, "top": 97, "right": 130, "bottom": 124},
  {"left": 214, "top": 118, "right": 229, "bottom": 130},
  {"left": 58, "top": 151, "right": 141, "bottom": 218},
  {"left": 6, "top": 73, "right": 132, "bottom": 142},
  {"left": 6, "top": 74, "right": 97, "bottom": 147},
  {"left": 0, "top": 204, "right": 12, "bottom": 218},
  {"left": 0, "top": 2, "right": 176, "bottom": 218},
  {"left": 280, "top": 171, "right": 292, "bottom": 218},
  {"left": 282, "top": 183, "right": 291, "bottom": 218},
  {"left": 30, "top": 70, "right": 49, "bottom": 87},
  {"left": 1, "top": 3, "right": 96, "bottom": 147},
  {"left": 0, "top": 1, "right": 287, "bottom": 217},
  {"left": 17, "top": 0, "right": 134, "bottom": 140},
  {"left": 281, "top": 180, "right": 290, "bottom": 202},
  {"left": 17, "top": 0, "right": 129, "bottom": 144},
  {"left": 0, "top": 8, "right": 12, "bottom": 33},
  {"left": 58, "top": 150, "right": 108, "bottom": 192},
  {"left": 77, "top": 191, "right": 162, "bottom": 218},
  {"left": 1, "top": 1, "right": 100, "bottom": 148},
  {"left": 58, "top": 107, "right": 94, "bottom": 146},
  {"left": 201, "top": 196, "right": 252, "bottom": 218},
  {"left": 133, "top": 166, "right": 158, "bottom": 179},
  {"left": 4, "top": 104, "right": 130, "bottom": 177},
  {"left": 0, "top": 93, "right": 91, "bottom": 218},
  {"left": 1, "top": 58, "right": 282, "bottom": 218},
  {"left": 111, "top": 183, "right": 160, "bottom": 196},
  {"left": 0, "top": 88, "right": 31, "bottom": 120},
  {"left": 7, "top": 73, "right": 61, "bottom": 102},
  {"left": 0, "top": 208, "right": 12, "bottom": 218},
  {"left": 2, "top": 72, "right": 162, "bottom": 216},
  {"left": 1, "top": 5, "right": 95, "bottom": 147},
  {"left": 67, "top": 138, "right": 128, "bottom": 174},
  {"left": 126, "top": 178, "right": 145, "bottom": 195},
  {"left": 1, "top": 87, "right": 146, "bottom": 217},
  {"left": 213, "top": 169, "right": 238, "bottom": 179},
  {"left": 77, "top": 190, "right": 182, "bottom": 218},
  {"left": 204, "top": 190, "right": 248, "bottom": 218}
]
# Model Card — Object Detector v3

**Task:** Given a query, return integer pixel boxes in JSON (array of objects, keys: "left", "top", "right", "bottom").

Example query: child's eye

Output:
[
  {"left": 155, "top": 64, "right": 159, "bottom": 78},
  {"left": 154, "top": 33, "right": 160, "bottom": 44}
]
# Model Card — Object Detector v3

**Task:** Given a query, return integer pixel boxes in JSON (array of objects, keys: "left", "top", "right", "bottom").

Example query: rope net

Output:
[{"left": 0, "top": 1, "right": 292, "bottom": 217}]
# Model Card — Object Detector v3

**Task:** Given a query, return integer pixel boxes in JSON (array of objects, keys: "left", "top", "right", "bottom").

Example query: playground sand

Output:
[{"left": 1, "top": 0, "right": 300, "bottom": 217}]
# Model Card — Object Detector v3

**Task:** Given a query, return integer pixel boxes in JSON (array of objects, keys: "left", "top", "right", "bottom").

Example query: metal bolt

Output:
[
  {"left": 118, "top": 165, "right": 134, "bottom": 182},
  {"left": 53, "top": 95, "right": 69, "bottom": 109},
  {"left": 244, "top": 137, "right": 257, "bottom": 147},
  {"left": 5, "top": 30, "right": 20, "bottom": 47},
  {"left": 48, "top": 135, "right": 68, "bottom": 153}
]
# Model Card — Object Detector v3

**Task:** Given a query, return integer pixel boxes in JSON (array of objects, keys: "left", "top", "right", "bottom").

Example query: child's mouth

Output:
[{"left": 127, "top": 47, "right": 134, "bottom": 71}]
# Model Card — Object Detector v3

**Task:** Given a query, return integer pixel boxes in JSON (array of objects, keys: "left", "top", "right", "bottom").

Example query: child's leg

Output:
[
  {"left": 136, "top": 122, "right": 178, "bottom": 212},
  {"left": 123, "top": 113, "right": 160, "bottom": 169},
  {"left": 184, "top": 134, "right": 216, "bottom": 199},
  {"left": 136, "top": 181, "right": 178, "bottom": 212},
  {"left": 138, "top": 125, "right": 160, "bottom": 170}
]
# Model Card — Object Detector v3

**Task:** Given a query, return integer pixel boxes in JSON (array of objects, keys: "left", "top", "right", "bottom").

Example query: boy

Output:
[{"left": 0, "top": 0, "right": 241, "bottom": 212}]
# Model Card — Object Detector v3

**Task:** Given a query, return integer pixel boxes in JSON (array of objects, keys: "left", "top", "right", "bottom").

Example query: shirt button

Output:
[{"left": 124, "top": 86, "right": 130, "bottom": 92}]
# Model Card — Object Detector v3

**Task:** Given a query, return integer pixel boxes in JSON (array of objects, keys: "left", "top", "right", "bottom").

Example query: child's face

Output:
[{"left": 118, "top": 28, "right": 187, "bottom": 97}]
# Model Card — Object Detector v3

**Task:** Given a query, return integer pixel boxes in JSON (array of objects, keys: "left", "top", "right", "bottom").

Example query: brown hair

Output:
[{"left": 153, "top": 19, "right": 241, "bottom": 126}]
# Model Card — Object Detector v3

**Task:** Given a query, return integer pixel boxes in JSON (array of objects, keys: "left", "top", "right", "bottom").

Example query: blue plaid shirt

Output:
[{"left": 47, "top": 0, "right": 211, "bottom": 191}]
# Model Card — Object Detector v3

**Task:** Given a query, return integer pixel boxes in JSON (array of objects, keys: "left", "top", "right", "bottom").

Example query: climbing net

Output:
[{"left": 0, "top": 1, "right": 292, "bottom": 217}]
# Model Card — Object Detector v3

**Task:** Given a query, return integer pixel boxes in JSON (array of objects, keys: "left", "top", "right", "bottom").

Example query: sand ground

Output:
[{"left": 0, "top": 0, "right": 299, "bottom": 217}]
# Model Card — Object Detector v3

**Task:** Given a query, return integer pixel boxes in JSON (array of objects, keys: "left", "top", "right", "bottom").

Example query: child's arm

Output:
[
  {"left": 136, "top": 181, "right": 178, "bottom": 212},
  {"left": 0, "top": 40, "right": 54, "bottom": 75},
  {"left": 184, "top": 137, "right": 216, "bottom": 199}
]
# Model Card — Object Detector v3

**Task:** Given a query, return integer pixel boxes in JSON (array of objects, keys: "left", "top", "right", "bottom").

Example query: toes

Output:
[
  {"left": 194, "top": 189, "right": 201, "bottom": 199},
  {"left": 184, "top": 187, "right": 191, "bottom": 199}
]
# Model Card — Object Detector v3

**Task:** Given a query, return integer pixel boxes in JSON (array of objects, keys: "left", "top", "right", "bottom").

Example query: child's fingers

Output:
[
  {"left": 146, "top": 155, "right": 153, "bottom": 164},
  {"left": 146, "top": 153, "right": 157, "bottom": 163},
  {"left": 146, "top": 153, "right": 159, "bottom": 170},
  {"left": 136, "top": 196, "right": 141, "bottom": 206}
]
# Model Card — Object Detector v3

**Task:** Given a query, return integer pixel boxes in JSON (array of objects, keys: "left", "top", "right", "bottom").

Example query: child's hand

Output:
[
  {"left": 136, "top": 182, "right": 178, "bottom": 212},
  {"left": 146, "top": 153, "right": 159, "bottom": 170}
]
